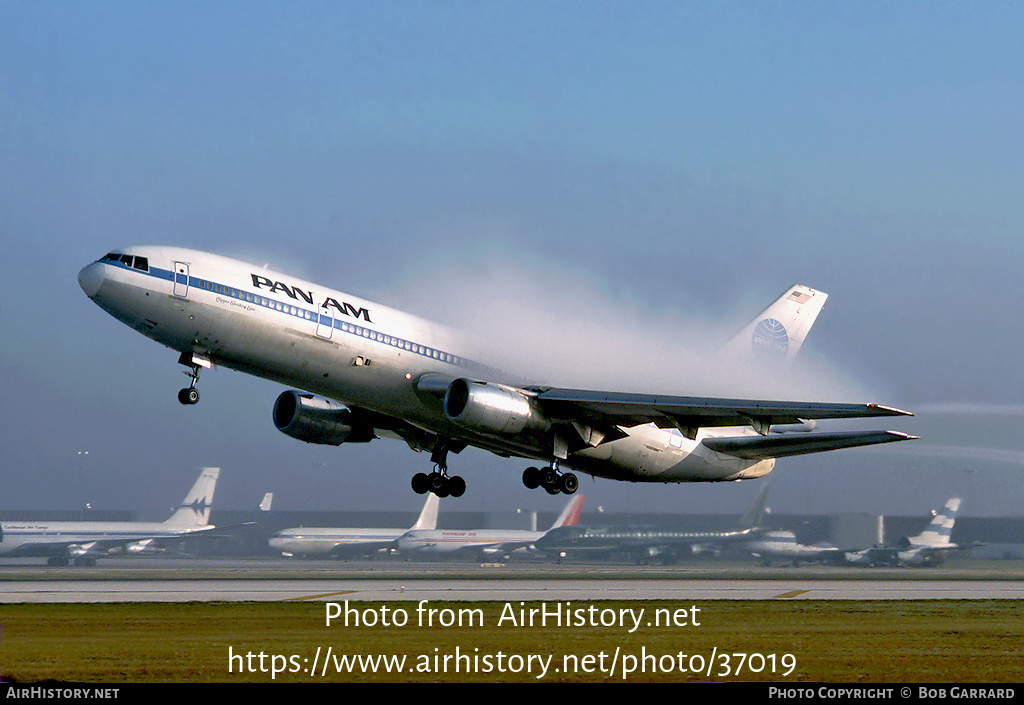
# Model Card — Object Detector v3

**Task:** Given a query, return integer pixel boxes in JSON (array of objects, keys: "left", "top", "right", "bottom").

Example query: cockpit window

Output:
[{"left": 101, "top": 252, "right": 149, "bottom": 272}]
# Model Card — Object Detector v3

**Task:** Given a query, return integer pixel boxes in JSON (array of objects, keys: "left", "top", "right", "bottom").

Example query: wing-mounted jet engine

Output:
[
  {"left": 273, "top": 391, "right": 377, "bottom": 445},
  {"left": 443, "top": 379, "right": 548, "bottom": 435},
  {"left": 442, "top": 378, "right": 581, "bottom": 495}
]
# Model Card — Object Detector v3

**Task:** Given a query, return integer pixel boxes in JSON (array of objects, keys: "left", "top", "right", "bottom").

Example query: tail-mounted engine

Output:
[
  {"left": 443, "top": 378, "right": 548, "bottom": 435},
  {"left": 273, "top": 390, "right": 376, "bottom": 445}
]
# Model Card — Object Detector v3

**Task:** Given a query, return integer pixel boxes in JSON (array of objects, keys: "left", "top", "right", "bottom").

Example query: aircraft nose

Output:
[{"left": 78, "top": 262, "right": 105, "bottom": 298}]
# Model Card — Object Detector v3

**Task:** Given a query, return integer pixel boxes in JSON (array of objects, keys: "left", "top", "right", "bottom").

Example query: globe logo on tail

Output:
[{"left": 751, "top": 318, "right": 789, "bottom": 364}]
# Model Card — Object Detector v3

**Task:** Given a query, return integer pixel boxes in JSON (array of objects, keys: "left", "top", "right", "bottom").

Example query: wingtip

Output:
[{"left": 868, "top": 403, "right": 914, "bottom": 417}]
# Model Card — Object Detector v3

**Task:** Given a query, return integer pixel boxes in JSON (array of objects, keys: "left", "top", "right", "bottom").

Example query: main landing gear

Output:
[
  {"left": 412, "top": 438, "right": 466, "bottom": 498},
  {"left": 522, "top": 463, "right": 579, "bottom": 495},
  {"left": 177, "top": 363, "right": 202, "bottom": 405},
  {"left": 411, "top": 469, "right": 466, "bottom": 498}
]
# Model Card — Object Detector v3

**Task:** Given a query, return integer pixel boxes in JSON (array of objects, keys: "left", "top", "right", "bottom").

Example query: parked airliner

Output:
[
  {"left": 534, "top": 485, "right": 768, "bottom": 564},
  {"left": 396, "top": 495, "right": 584, "bottom": 559},
  {"left": 741, "top": 530, "right": 843, "bottom": 567},
  {"left": 269, "top": 493, "right": 439, "bottom": 558},
  {"left": 845, "top": 498, "right": 963, "bottom": 567},
  {"left": 0, "top": 467, "right": 219, "bottom": 566},
  {"left": 78, "top": 247, "right": 915, "bottom": 497}
]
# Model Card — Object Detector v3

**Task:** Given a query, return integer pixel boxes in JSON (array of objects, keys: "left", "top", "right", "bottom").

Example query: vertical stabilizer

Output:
[
  {"left": 549, "top": 495, "right": 586, "bottom": 529},
  {"left": 911, "top": 498, "right": 961, "bottom": 548},
  {"left": 164, "top": 467, "right": 220, "bottom": 526},
  {"left": 410, "top": 493, "right": 441, "bottom": 530},
  {"left": 725, "top": 284, "right": 828, "bottom": 365},
  {"left": 736, "top": 484, "right": 770, "bottom": 530}
]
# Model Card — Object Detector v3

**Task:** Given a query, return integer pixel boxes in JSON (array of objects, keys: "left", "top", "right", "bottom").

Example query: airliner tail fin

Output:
[{"left": 164, "top": 467, "right": 220, "bottom": 527}]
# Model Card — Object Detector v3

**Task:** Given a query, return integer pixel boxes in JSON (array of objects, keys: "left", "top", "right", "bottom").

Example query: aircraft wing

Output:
[
  {"left": 531, "top": 387, "right": 912, "bottom": 440},
  {"left": 701, "top": 430, "right": 917, "bottom": 459},
  {"left": 327, "top": 540, "right": 400, "bottom": 558},
  {"left": 849, "top": 546, "right": 900, "bottom": 566},
  {"left": 1, "top": 539, "right": 99, "bottom": 559},
  {"left": 5, "top": 531, "right": 205, "bottom": 560},
  {"left": 82, "top": 526, "right": 223, "bottom": 556},
  {"left": 478, "top": 541, "right": 536, "bottom": 557}
]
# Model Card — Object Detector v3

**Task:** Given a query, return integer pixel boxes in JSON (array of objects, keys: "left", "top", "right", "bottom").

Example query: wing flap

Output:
[
  {"left": 534, "top": 388, "right": 912, "bottom": 432},
  {"left": 701, "top": 430, "right": 918, "bottom": 459}
]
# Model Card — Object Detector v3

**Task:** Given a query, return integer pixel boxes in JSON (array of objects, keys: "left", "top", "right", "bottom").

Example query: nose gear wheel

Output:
[{"left": 178, "top": 364, "right": 202, "bottom": 405}]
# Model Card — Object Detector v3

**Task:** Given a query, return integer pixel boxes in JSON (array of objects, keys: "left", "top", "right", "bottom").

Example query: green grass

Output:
[{"left": 1, "top": 600, "right": 1021, "bottom": 683}]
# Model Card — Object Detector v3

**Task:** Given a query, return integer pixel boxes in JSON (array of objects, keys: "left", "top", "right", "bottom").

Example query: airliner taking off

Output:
[
  {"left": 0, "top": 467, "right": 219, "bottom": 566},
  {"left": 78, "top": 247, "right": 915, "bottom": 498}
]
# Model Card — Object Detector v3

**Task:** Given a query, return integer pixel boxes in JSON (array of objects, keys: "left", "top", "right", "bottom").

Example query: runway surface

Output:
[
  {"left": 4, "top": 578, "right": 1024, "bottom": 602},
  {"left": 3, "top": 558, "right": 1024, "bottom": 602}
]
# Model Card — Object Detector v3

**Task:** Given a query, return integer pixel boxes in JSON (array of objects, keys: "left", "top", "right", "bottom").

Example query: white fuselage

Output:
[
  {"left": 396, "top": 528, "right": 544, "bottom": 556},
  {"left": 268, "top": 527, "right": 408, "bottom": 557},
  {"left": 0, "top": 521, "right": 213, "bottom": 558},
  {"left": 78, "top": 246, "right": 774, "bottom": 483},
  {"left": 742, "top": 530, "right": 839, "bottom": 564}
]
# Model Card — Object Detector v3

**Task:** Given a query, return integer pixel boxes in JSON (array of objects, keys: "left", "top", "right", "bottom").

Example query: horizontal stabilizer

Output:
[{"left": 702, "top": 430, "right": 917, "bottom": 460}]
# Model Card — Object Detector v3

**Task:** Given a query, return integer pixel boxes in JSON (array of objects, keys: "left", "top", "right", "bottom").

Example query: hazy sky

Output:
[{"left": 2, "top": 2, "right": 1023, "bottom": 520}]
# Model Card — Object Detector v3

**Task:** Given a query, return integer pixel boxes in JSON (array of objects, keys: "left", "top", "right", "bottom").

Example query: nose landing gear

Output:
[
  {"left": 178, "top": 365, "right": 201, "bottom": 405},
  {"left": 176, "top": 352, "right": 211, "bottom": 405}
]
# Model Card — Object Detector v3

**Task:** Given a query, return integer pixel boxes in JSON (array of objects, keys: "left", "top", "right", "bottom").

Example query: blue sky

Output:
[{"left": 2, "top": 2, "right": 1023, "bottom": 519}]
